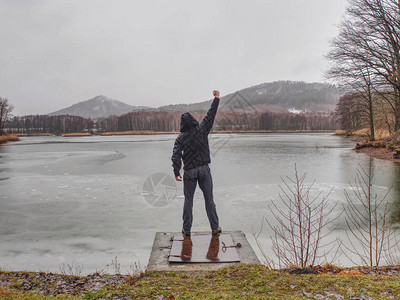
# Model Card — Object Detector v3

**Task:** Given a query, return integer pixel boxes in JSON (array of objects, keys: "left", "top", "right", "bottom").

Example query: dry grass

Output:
[
  {"left": 100, "top": 131, "right": 178, "bottom": 136},
  {"left": 334, "top": 130, "right": 347, "bottom": 136},
  {"left": 5, "top": 135, "right": 19, "bottom": 142},
  {"left": 0, "top": 286, "right": 20, "bottom": 299},
  {"left": 375, "top": 129, "right": 392, "bottom": 140},
  {"left": 0, "top": 134, "right": 19, "bottom": 144},
  {"left": 0, "top": 286, "right": 71, "bottom": 299},
  {"left": 339, "top": 128, "right": 392, "bottom": 140},
  {"left": 62, "top": 133, "right": 92, "bottom": 137},
  {"left": 353, "top": 128, "right": 370, "bottom": 137}
]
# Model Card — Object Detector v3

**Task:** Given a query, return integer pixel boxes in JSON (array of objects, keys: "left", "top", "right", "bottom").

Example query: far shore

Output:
[
  {"left": 0, "top": 134, "right": 19, "bottom": 144},
  {"left": 68, "top": 129, "right": 336, "bottom": 136},
  {"left": 10, "top": 130, "right": 336, "bottom": 137}
]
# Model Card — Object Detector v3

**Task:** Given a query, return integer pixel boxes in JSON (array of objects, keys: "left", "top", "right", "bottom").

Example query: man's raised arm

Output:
[{"left": 199, "top": 90, "right": 220, "bottom": 134}]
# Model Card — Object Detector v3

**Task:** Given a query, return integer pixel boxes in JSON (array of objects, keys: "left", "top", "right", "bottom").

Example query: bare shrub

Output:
[
  {"left": 127, "top": 261, "right": 145, "bottom": 276},
  {"left": 343, "top": 158, "right": 399, "bottom": 266},
  {"left": 58, "top": 259, "right": 83, "bottom": 276},
  {"left": 106, "top": 256, "right": 121, "bottom": 275},
  {"left": 266, "top": 165, "right": 338, "bottom": 268}
]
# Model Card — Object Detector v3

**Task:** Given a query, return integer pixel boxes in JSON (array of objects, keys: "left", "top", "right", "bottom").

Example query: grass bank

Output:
[
  {"left": 1, "top": 265, "right": 400, "bottom": 299},
  {"left": 0, "top": 134, "right": 19, "bottom": 145}
]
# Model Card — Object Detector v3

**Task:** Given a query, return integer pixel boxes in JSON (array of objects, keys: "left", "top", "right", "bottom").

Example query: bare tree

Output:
[
  {"left": 327, "top": 0, "right": 400, "bottom": 133},
  {"left": 334, "top": 92, "right": 369, "bottom": 134},
  {"left": 266, "top": 165, "right": 337, "bottom": 268},
  {"left": 327, "top": 62, "right": 377, "bottom": 139},
  {"left": 343, "top": 158, "right": 398, "bottom": 266},
  {"left": 0, "top": 97, "right": 13, "bottom": 135}
]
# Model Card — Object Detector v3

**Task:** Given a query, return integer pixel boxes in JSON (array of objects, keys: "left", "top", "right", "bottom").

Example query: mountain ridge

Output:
[
  {"left": 47, "top": 81, "right": 341, "bottom": 119},
  {"left": 158, "top": 81, "right": 340, "bottom": 113}
]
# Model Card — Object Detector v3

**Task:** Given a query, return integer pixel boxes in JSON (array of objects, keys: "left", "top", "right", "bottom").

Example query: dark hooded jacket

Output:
[{"left": 171, "top": 97, "right": 220, "bottom": 176}]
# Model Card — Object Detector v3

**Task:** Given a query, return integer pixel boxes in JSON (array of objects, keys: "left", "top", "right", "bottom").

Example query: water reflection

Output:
[
  {"left": 180, "top": 236, "right": 192, "bottom": 262},
  {"left": 206, "top": 235, "right": 220, "bottom": 262}
]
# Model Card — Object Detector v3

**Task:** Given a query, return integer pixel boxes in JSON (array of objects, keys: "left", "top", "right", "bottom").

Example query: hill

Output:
[
  {"left": 47, "top": 82, "right": 341, "bottom": 119},
  {"left": 48, "top": 95, "right": 149, "bottom": 118},
  {"left": 159, "top": 81, "right": 341, "bottom": 113}
]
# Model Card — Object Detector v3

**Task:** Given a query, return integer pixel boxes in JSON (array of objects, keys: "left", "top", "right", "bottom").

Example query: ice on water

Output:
[{"left": 0, "top": 134, "right": 398, "bottom": 273}]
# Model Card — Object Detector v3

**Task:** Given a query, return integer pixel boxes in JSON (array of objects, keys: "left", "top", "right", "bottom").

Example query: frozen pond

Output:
[{"left": 1, "top": 133, "right": 399, "bottom": 273}]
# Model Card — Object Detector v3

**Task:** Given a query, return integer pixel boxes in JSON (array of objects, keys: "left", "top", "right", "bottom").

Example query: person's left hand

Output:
[{"left": 175, "top": 173, "right": 182, "bottom": 181}]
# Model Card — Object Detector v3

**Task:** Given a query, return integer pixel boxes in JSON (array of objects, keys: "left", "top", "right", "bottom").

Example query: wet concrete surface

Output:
[
  {"left": 147, "top": 231, "right": 260, "bottom": 272},
  {"left": 168, "top": 234, "right": 240, "bottom": 263}
]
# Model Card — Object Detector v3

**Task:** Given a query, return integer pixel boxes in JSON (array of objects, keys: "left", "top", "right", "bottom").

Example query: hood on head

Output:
[{"left": 180, "top": 112, "right": 199, "bottom": 132}]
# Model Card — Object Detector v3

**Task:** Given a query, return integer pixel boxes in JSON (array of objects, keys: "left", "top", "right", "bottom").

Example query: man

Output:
[{"left": 172, "top": 90, "right": 222, "bottom": 236}]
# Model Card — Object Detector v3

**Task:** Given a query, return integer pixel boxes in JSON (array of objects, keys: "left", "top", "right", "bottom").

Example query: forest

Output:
[{"left": 5, "top": 110, "right": 336, "bottom": 134}]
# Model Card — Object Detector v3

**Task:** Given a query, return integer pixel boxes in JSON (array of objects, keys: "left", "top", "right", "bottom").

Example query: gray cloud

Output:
[{"left": 0, "top": 0, "right": 347, "bottom": 115}]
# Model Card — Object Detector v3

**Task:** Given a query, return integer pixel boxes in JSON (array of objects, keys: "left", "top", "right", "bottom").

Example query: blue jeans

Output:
[{"left": 183, "top": 164, "right": 219, "bottom": 233}]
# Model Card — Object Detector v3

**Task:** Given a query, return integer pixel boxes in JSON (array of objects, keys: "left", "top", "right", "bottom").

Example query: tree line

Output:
[
  {"left": 5, "top": 110, "right": 337, "bottom": 134},
  {"left": 327, "top": 0, "right": 400, "bottom": 140},
  {"left": 7, "top": 115, "right": 95, "bottom": 134}
]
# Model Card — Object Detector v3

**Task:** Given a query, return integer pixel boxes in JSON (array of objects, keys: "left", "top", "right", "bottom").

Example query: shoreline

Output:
[
  {"left": 11, "top": 130, "right": 335, "bottom": 137},
  {"left": 335, "top": 130, "right": 400, "bottom": 163},
  {"left": 356, "top": 146, "right": 400, "bottom": 163}
]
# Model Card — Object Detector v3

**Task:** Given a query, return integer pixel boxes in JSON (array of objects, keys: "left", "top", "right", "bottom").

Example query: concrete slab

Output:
[{"left": 147, "top": 231, "right": 260, "bottom": 272}]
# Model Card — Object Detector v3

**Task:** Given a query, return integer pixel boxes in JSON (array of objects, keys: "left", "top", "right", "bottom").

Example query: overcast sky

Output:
[{"left": 0, "top": 0, "right": 348, "bottom": 116}]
